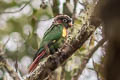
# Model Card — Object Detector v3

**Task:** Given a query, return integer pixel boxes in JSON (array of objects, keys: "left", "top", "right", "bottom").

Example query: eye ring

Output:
[{"left": 63, "top": 19, "right": 67, "bottom": 23}]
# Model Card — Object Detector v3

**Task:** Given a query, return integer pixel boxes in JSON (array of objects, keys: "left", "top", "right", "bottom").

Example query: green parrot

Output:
[{"left": 28, "top": 15, "right": 72, "bottom": 73}]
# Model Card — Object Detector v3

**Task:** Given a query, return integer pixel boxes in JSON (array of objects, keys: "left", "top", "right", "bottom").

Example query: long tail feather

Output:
[{"left": 28, "top": 50, "right": 46, "bottom": 73}]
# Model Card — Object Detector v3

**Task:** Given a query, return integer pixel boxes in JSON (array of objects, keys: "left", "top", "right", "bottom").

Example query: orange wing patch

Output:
[{"left": 62, "top": 27, "right": 67, "bottom": 37}]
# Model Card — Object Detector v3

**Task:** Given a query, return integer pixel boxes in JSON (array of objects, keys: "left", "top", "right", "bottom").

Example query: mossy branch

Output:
[{"left": 25, "top": 1, "right": 101, "bottom": 80}]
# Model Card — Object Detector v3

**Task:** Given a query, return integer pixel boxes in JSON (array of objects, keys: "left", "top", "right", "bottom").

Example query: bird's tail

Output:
[{"left": 28, "top": 50, "right": 46, "bottom": 73}]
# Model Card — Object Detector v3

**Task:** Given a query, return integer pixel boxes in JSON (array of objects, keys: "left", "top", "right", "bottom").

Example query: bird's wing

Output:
[
  {"left": 28, "top": 24, "right": 63, "bottom": 73},
  {"left": 34, "top": 24, "right": 63, "bottom": 60},
  {"left": 41, "top": 24, "right": 63, "bottom": 45},
  {"left": 43, "top": 24, "right": 55, "bottom": 38}
]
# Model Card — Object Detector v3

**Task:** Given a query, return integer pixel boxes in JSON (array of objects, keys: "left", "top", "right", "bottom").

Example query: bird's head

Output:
[{"left": 54, "top": 15, "right": 73, "bottom": 29}]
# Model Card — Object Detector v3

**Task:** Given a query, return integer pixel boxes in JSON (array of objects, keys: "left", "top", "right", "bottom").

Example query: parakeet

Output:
[{"left": 28, "top": 15, "right": 72, "bottom": 73}]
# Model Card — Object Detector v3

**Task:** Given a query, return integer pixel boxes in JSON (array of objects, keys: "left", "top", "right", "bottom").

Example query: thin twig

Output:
[
  {"left": 38, "top": 17, "right": 54, "bottom": 21},
  {"left": 78, "top": 0, "right": 87, "bottom": 9},
  {"left": 2, "top": 37, "right": 10, "bottom": 50},
  {"left": 74, "top": 38, "right": 106, "bottom": 80},
  {"left": 0, "top": 0, "right": 32, "bottom": 14},
  {"left": 0, "top": 37, "right": 10, "bottom": 56},
  {"left": 0, "top": 0, "right": 55, "bottom": 21},
  {"left": 92, "top": 59, "right": 100, "bottom": 80},
  {"left": 0, "top": 55, "right": 21, "bottom": 80},
  {"left": 0, "top": 38, "right": 22, "bottom": 80}
]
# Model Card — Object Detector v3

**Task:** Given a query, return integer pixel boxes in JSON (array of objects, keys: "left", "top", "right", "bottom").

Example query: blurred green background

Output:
[{"left": 0, "top": 0, "right": 103, "bottom": 80}]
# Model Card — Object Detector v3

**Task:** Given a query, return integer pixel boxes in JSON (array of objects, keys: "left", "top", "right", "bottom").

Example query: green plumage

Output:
[
  {"left": 40, "top": 24, "right": 63, "bottom": 48},
  {"left": 34, "top": 24, "right": 65, "bottom": 60},
  {"left": 29, "top": 15, "right": 72, "bottom": 73}
]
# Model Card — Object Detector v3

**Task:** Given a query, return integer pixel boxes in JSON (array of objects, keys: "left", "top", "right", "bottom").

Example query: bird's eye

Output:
[{"left": 63, "top": 19, "right": 67, "bottom": 23}]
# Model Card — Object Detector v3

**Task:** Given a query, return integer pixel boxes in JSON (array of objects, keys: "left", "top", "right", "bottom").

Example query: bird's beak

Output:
[{"left": 68, "top": 22, "right": 73, "bottom": 27}]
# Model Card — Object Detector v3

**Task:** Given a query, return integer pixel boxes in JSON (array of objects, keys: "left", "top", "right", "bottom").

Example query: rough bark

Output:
[
  {"left": 25, "top": 1, "right": 101, "bottom": 79},
  {"left": 26, "top": 4, "right": 100, "bottom": 80}
]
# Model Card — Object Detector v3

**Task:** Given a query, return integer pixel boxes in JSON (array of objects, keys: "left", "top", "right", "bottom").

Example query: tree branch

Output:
[
  {"left": 0, "top": 55, "right": 21, "bottom": 80},
  {"left": 73, "top": 38, "right": 106, "bottom": 80},
  {"left": 0, "top": 0, "right": 32, "bottom": 14},
  {"left": 25, "top": 1, "right": 101, "bottom": 80},
  {"left": 0, "top": 39, "right": 21, "bottom": 80},
  {"left": 92, "top": 59, "right": 100, "bottom": 80}
]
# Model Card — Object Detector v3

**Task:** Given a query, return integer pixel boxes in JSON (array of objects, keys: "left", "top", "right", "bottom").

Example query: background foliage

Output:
[{"left": 0, "top": 0, "right": 104, "bottom": 80}]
